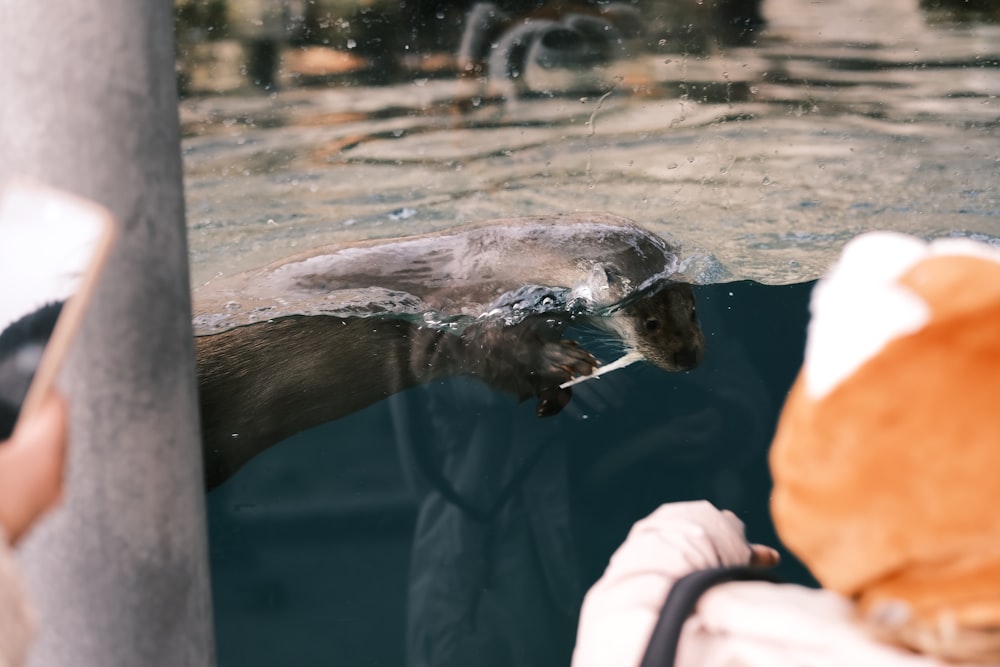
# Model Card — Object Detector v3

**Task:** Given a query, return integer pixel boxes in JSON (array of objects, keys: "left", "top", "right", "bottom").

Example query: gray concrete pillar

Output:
[{"left": 0, "top": 2, "right": 216, "bottom": 666}]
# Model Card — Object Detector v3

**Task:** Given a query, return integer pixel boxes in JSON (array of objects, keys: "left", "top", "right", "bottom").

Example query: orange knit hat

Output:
[{"left": 771, "top": 232, "right": 1000, "bottom": 655}]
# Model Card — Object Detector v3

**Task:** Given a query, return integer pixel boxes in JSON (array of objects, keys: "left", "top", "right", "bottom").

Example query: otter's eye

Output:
[{"left": 644, "top": 318, "right": 660, "bottom": 332}]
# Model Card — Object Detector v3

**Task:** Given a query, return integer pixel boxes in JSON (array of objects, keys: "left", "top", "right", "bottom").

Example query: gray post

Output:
[{"left": 0, "top": 2, "right": 216, "bottom": 666}]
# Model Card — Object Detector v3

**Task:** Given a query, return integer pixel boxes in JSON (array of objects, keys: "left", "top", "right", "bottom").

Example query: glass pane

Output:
[{"left": 177, "top": 1, "right": 1000, "bottom": 664}]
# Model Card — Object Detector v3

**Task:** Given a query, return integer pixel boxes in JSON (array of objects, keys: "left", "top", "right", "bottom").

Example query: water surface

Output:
[{"left": 183, "top": 0, "right": 1000, "bottom": 287}]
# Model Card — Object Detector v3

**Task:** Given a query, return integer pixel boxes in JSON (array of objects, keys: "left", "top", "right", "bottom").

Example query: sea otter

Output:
[{"left": 193, "top": 213, "right": 703, "bottom": 488}]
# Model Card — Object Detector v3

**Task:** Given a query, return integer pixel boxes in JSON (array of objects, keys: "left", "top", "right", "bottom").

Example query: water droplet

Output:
[
  {"left": 346, "top": 39, "right": 357, "bottom": 49},
  {"left": 389, "top": 207, "right": 418, "bottom": 221}
]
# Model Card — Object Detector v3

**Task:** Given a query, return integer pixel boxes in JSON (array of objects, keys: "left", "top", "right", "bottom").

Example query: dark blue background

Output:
[{"left": 207, "top": 279, "right": 815, "bottom": 666}]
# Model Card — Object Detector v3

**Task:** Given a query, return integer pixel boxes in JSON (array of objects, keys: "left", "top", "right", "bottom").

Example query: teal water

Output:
[{"left": 206, "top": 280, "right": 812, "bottom": 666}]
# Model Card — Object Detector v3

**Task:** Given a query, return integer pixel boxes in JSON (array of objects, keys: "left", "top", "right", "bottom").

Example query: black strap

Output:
[{"left": 639, "top": 566, "right": 782, "bottom": 667}]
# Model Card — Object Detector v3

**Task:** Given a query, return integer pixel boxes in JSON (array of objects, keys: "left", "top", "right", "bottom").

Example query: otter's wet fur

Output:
[{"left": 193, "top": 213, "right": 703, "bottom": 487}]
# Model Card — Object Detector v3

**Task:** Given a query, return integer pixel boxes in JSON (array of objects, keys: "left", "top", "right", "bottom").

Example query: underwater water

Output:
[
  {"left": 184, "top": 1, "right": 1000, "bottom": 664},
  {"left": 206, "top": 279, "right": 812, "bottom": 666}
]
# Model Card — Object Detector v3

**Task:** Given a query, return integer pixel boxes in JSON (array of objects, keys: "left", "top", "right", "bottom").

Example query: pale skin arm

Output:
[{"left": 0, "top": 392, "right": 67, "bottom": 545}]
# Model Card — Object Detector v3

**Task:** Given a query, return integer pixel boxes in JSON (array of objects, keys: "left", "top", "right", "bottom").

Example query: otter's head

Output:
[{"left": 614, "top": 281, "right": 704, "bottom": 372}]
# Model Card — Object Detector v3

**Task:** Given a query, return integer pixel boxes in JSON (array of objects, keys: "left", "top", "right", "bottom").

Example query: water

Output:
[
  {"left": 185, "top": 2, "right": 1000, "bottom": 665},
  {"left": 183, "top": 0, "right": 1000, "bottom": 288},
  {"left": 190, "top": 213, "right": 683, "bottom": 334},
  {"left": 206, "top": 279, "right": 812, "bottom": 666}
]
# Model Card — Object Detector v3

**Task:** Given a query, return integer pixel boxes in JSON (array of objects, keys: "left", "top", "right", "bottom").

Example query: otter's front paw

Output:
[{"left": 533, "top": 340, "right": 597, "bottom": 417}]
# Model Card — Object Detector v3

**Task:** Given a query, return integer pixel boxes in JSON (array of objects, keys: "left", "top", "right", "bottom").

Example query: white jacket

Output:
[{"left": 572, "top": 501, "right": 993, "bottom": 667}]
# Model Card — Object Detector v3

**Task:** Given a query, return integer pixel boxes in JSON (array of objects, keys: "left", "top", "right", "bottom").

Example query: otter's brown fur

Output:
[
  {"left": 193, "top": 214, "right": 704, "bottom": 488},
  {"left": 197, "top": 312, "right": 602, "bottom": 487}
]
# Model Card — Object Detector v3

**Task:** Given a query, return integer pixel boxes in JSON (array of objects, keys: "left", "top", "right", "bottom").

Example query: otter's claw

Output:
[
  {"left": 530, "top": 339, "right": 599, "bottom": 416},
  {"left": 537, "top": 387, "right": 572, "bottom": 417}
]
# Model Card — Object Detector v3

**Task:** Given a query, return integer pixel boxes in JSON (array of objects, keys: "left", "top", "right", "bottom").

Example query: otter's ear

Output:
[{"left": 536, "top": 387, "right": 572, "bottom": 417}]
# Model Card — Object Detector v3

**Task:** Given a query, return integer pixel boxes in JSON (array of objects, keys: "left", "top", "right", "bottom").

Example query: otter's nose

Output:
[{"left": 673, "top": 346, "right": 702, "bottom": 370}]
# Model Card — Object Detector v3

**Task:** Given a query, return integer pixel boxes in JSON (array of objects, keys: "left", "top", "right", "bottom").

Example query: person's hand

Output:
[
  {"left": 0, "top": 391, "right": 68, "bottom": 545},
  {"left": 572, "top": 501, "right": 779, "bottom": 667},
  {"left": 750, "top": 541, "right": 780, "bottom": 567}
]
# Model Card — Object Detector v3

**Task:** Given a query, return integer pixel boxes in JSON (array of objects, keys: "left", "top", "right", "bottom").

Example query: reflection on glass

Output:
[{"left": 177, "top": 1, "right": 1000, "bottom": 665}]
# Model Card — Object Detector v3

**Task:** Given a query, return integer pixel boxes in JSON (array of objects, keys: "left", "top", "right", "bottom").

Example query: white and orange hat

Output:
[{"left": 770, "top": 232, "right": 1000, "bottom": 655}]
